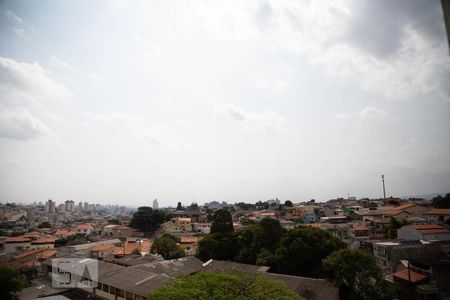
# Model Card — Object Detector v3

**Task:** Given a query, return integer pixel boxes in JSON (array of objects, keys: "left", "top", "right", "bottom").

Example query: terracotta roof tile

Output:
[
  {"left": 424, "top": 208, "right": 450, "bottom": 216},
  {"left": 392, "top": 268, "right": 429, "bottom": 283}
]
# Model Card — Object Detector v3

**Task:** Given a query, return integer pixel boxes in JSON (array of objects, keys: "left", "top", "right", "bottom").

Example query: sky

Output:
[{"left": 0, "top": 0, "right": 449, "bottom": 207}]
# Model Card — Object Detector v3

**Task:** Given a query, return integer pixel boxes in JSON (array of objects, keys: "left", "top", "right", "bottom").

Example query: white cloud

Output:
[
  {"left": 86, "top": 112, "right": 192, "bottom": 154},
  {"left": 358, "top": 107, "right": 389, "bottom": 120},
  {"left": 0, "top": 57, "right": 72, "bottom": 105},
  {"left": 49, "top": 56, "right": 71, "bottom": 70},
  {"left": 335, "top": 107, "right": 390, "bottom": 121},
  {"left": 220, "top": 104, "right": 285, "bottom": 131},
  {"left": 193, "top": 0, "right": 449, "bottom": 100},
  {"left": 0, "top": 107, "right": 54, "bottom": 140},
  {"left": 4, "top": 10, "right": 24, "bottom": 25}
]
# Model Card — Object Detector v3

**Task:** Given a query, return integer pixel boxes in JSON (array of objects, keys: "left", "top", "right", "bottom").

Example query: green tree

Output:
[
  {"left": 323, "top": 249, "right": 395, "bottom": 300},
  {"left": 108, "top": 219, "right": 119, "bottom": 225},
  {"left": 38, "top": 221, "right": 51, "bottom": 228},
  {"left": 235, "top": 218, "right": 285, "bottom": 265},
  {"left": 0, "top": 266, "right": 27, "bottom": 300},
  {"left": 273, "top": 226, "right": 344, "bottom": 277},
  {"left": 210, "top": 209, "right": 233, "bottom": 234},
  {"left": 151, "top": 236, "right": 185, "bottom": 260},
  {"left": 176, "top": 202, "right": 183, "bottom": 210},
  {"left": 129, "top": 207, "right": 170, "bottom": 233},
  {"left": 432, "top": 193, "right": 450, "bottom": 208},
  {"left": 385, "top": 217, "right": 410, "bottom": 239},
  {"left": 197, "top": 233, "right": 237, "bottom": 261},
  {"left": 149, "top": 271, "right": 303, "bottom": 300},
  {"left": 284, "top": 200, "right": 293, "bottom": 207}
]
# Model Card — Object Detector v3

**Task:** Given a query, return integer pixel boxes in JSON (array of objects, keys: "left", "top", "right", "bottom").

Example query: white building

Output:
[{"left": 153, "top": 199, "right": 159, "bottom": 210}]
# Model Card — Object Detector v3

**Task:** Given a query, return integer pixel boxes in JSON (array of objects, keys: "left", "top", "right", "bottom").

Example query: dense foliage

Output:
[
  {"left": 273, "top": 226, "right": 344, "bottom": 277},
  {"left": 210, "top": 209, "right": 234, "bottom": 234},
  {"left": 148, "top": 271, "right": 303, "bottom": 300},
  {"left": 38, "top": 221, "right": 51, "bottom": 228},
  {"left": 129, "top": 207, "right": 171, "bottom": 233},
  {"left": 0, "top": 266, "right": 27, "bottom": 300},
  {"left": 235, "top": 218, "right": 285, "bottom": 265},
  {"left": 323, "top": 249, "right": 395, "bottom": 300},
  {"left": 197, "top": 232, "right": 237, "bottom": 261},
  {"left": 151, "top": 234, "right": 185, "bottom": 260},
  {"left": 386, "top": 217, "right": 410, "bottom": 239},
  {"left": 197, "top": 219, "right": 344, "bottom": 278},
  {"left": 432, "top": 193, "right": 450, "bottom": 208}
]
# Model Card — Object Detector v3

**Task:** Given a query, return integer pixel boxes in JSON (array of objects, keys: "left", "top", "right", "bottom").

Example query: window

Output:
[
  {"left": 126, "top": 291, "right": 134, "bottom": 300},
  {"left": 102, "top": 284, "right": 109, "bottom": 293},
  {"left": 110, "top": 287, "right": 116, "bottom": 295},
  {"left": 117, "top": 289, "right": 124, "bottom": 298}
]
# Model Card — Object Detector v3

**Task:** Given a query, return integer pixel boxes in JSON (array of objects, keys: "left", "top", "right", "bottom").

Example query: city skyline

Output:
[{"left": 1, "top": 1, "right": 450, "bottom": 207}]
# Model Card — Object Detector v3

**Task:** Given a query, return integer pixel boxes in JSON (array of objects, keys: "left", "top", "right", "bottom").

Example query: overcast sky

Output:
[{"left": 0, "top": 0, "right": 449, "bottom": 207}]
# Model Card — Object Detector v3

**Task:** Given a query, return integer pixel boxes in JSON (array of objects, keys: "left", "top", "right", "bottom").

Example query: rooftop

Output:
[
  {"left": 424, "top": 208, "right": 450, "bottom": 216},
  {"left": 392, "top": 268, "right": 429, "bottom": 283}
]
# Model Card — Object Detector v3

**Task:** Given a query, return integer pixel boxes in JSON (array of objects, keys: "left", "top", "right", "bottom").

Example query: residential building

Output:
[
  {"left": 373, "top": 240, "right": 442, "bottom": 273},
  {"left": 75, "top": 224, "right": 94, "bottom": 235},
  {"left": 424, "top": 208, "right": 450, "bottom": 224},
  {"left": 383, "top": 204, "right": 428, "bottom": 219},
  {"left": 398, "top": 224, "right": 450, "bottom": 241},
  {"left": 45, "top": 199, "right": 55, "bottom": 214},
  {"left": 90, "top": 244, "right": 115, "bottom": 260},
  {"left": 4, "top": 236, "right": 31, "bottom": 254},
  {"left": 30, "top": 237, "right": 55, "bottom": 250}
]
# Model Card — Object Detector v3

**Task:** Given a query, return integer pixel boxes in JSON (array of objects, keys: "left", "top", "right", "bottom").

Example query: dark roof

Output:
[
  {"left": 100, "top": 265, "right": 174, "bottom": 296},
  {"left": 13, "top": 277, "right": 71, "bottom": 300},
  {"left": 115, "top": 254, "right": 159, "bottom": 266},
  {"left": 131, "top": 256, "right": 204, "bottom": 277},
  {"left": 202, "top": 259, "right": 269, "bottom": 273},
  {"left": 410, "top": 255, "right": 450, "bottom": 269},
  {"left": 266, "top": 273, "right": 339, "bottom": 300}
]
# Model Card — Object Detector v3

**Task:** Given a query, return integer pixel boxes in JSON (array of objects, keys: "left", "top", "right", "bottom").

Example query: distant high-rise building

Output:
[
  {"left": 83, "top": 201, "right": 89, "bottom": 211},
  {"left": 78, "top": 202, "right": 83, "bottom": 211},
  {"left": 153, "top": 199, "right": 159, "bottom": 210},
  {"left": 65, "top": 200, "right": 75, "bottom": 212},
  {"left": 45, "top": 199, "right": 55, "bottom": 213},
  {"left": 58, "top": 203, "right": 65, "bottom": 212}
]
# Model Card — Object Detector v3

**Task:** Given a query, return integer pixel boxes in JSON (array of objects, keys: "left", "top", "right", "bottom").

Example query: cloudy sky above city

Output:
[{"left": 0, "top": 0, "right": 449, "bottom": 207}]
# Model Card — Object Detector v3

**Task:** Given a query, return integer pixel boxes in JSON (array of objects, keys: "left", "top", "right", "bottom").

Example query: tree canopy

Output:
[
  {"left": 38, "top": 221, "right": 51, "bottom": 228},
  {"left": 323, "top": 249, "right": 395, "bottom": 300},
  {"left": 151, "top": 235, "right": 185, "bottom": 260},
  {"left": 197, "top": 232, "right": 237, "bottom": 261},
  {"left": 148, "top": 271, "right": 303, "bottom": 300},
  {"left": 432, "top": 193, "right": 450, "bottom": 208},
  {"left": 235, "top": 218, "right": 285, "bottom": 265},
  {"left": 284, "top": 200, "right": 293, "bottom": 207},
  {"left": 129, "top": 207, "right": 171, "bottom": 233},
  {"left": 0, "top": 266, "right": 27, "bottom": 300},
  {"left": 273, "top": 226, "right": 344, "bottom": 277},
  {"left": 210, "top": 209, "right": 233, "bottom": 234}
]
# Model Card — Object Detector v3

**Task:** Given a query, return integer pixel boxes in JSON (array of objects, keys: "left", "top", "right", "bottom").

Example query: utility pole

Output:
[{"left": 382, "top": 174, "right": 386, "bottom": 201}]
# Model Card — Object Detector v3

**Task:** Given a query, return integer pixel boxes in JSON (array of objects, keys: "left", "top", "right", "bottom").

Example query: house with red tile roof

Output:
[
  {"left": 383, "top": 204, "right": 428, "bottom": 219},
  {"left": 30, "top": 237, "right": 55, "bottom": 250},
  {"left": 4, "top": 236, "right": 31, "bottom": 254},
  {"left": 91, "top": 243, "right": 116, "bottom": 259},
  {"left": 424, "top": 208, "right": 450, "bottom": 224},
  {"left": 398, "top": 224, "right": 450, "bottom": 241},
  {"left": 75, "top": 223, "right": 94, "bottom": 235}
]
